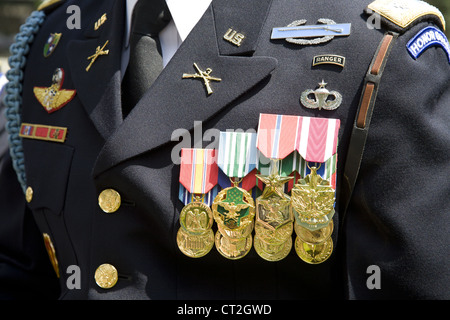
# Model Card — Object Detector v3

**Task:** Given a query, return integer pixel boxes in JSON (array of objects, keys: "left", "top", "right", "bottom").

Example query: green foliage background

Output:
[{"left": 428, "top": 0, "right": 450, "bottom": 36}]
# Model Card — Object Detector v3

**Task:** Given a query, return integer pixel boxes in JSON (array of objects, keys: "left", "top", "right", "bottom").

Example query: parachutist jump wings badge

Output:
[{"left": 301, "top": 80, "right": 342, "bottom": 111}]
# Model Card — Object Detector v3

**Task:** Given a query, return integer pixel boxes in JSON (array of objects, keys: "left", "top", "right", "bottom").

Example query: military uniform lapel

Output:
[
  {"left": 66, "top": 0, "right": 125, "bottom": 140},
  {"left": 94, "top": 0, "right": 276, "bottom": 177}
]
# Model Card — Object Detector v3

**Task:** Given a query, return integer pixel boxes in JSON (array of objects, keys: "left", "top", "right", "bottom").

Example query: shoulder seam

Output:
[
  {"left": 37, "top": 0, "right": 65, "bottom": 13},
  {"left": 366, "top": 0, "right": 446, "bottom": 33}
]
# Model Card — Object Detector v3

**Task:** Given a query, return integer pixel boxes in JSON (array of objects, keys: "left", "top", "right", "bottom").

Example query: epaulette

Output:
[
  {"left": 365, "top": 0, "right": 446, "bottom": 33},
  {"left": 37, "top": 0, "right": 65, "bottom": 13}
]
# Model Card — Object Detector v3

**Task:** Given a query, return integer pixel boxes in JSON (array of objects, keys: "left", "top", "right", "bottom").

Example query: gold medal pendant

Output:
[
  {"left": 295, "top": 237, "right": 333, "bottom": 264},
  {"left": 215, "top": 229, "right": 253, "bottom": 260},
  {"left": 256, "top": 114, "right": 341, "bottom": 265},
  {"left": 212, "top": 179, "right": 255, "bottom": 260},
  {"left": 291, "top": 164, "right": 335, "bottom": 264},
  {"left": 254, "top": 160, "right": 294, "bottom": 262},
  {"left": 177, "top": 197, "right": 214, "bottom": 258},
  {"left": 294, "top": 220, "right": 333, "bottom": 245},
  {"left": 177, "top": 148, "right": 218, "bottom": 258}
]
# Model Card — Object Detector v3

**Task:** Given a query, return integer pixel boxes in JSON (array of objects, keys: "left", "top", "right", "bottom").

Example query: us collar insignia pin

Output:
[
  {"left": 301, "top": 80, "right": 342, "bottom": 111},
  {"left": 271, "top": 19, "right": 351, "bottom": 45},
  {"left": 223, "top": 28, "right": 245, "bottom": 47},
  {"left": 94, "top": 13, "right": 107, "bottom": 31},
  {"left": 86, "top": 40, "right": 110, "bottom": 72},
  {"left": 182, "top": 63, "right": 222, "bottom": 95},
  {"left": 33, "top": 68, "right": 76, "bottom": 114},
  {"left": 43, "top": 33, "right": 62, "bottom": 57}
]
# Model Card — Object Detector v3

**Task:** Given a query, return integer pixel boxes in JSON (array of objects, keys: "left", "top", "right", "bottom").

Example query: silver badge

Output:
[
  {"left": 271, "top": 19, "right": 351, "bottom": 45},
  {"left": 300, "top": 80, "right": 342, "bottom": 111}
]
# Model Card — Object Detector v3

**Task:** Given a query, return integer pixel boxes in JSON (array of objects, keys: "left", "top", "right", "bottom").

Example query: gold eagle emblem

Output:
[{"left": 291, "top": 165, "right": 336, "bottom": 227}]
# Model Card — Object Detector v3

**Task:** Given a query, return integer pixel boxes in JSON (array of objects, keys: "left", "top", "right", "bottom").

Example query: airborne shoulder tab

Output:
[
  {"left": 366, "top": 0, "right": 446, "bottom": 33},
  {"left": 37, "top": 0, "right": 65, "bottom": 13}
]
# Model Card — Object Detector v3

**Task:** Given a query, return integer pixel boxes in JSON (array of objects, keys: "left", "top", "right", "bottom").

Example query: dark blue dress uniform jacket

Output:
[{"left": 0, "top": 0, "right": 449, "bottom": 299}]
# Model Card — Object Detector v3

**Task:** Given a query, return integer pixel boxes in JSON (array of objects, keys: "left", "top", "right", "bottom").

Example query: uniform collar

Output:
[
  {"left": 93, "top": 0, "right": 277, "bottom": 177},
  {"left": 125, "top": 0, "right": 211, "bottom": 46},
  {"left": 165, "top": 0, "right": 212, "bottom": 41}
]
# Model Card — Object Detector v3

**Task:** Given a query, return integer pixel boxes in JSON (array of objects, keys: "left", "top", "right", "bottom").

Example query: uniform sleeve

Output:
[
  {"left": 345, "top": 20, "right": 450, "bottom": 299},
  {"left": 0, "top": 92, "right": 60, "bottom": 300}
]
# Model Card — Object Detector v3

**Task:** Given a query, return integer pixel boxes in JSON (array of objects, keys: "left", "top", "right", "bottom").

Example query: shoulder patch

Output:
[
  {"left": 407, "top": 26, "right": 450, "bottom": 63},
  {"left": 37, "top": 0, "right": 65, "bottom": 12},
  {"left": 367, "top": 0, "right": 446, "bottom": 32}
]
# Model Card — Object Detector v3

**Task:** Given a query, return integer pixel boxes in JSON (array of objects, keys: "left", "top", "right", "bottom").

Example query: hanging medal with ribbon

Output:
[
  {"left": 288, "top": 115, "right": 340, "bottom": 264},
  {"left": 255, "top": 114, "right": 301, "bottom": 261},
  {"left": 177, "top": 148, "right": 218, "bottom": 258},
  {"left": 212, "top": 132, "right": 258, "bottom": 260},
  {"left": 256, "top": 114, "right": 340, "bottom": 264}
]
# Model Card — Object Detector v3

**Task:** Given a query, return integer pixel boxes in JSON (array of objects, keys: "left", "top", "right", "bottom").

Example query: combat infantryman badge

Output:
[
  {"left": 33, "top": 68, "right": 76, "bottom": 114},
  {"left": 43, "top": 33, "right": 61, "bottom": 57},
  {"left": 301, "top": 80, "right": 342, "bottom": 111},
  {"left": 271, "top": 19, "right": 351, "bottom": 45}
]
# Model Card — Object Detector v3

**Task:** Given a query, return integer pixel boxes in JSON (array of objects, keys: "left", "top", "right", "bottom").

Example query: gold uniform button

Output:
[
  {"left": 25, "top": 186, "right": 33, "bottom": 203},
  {"left": 98, "top": 189, "right": 121, "bottom": 213},
  {"left": 95, "top": 263, "right": 118, "bottom": 289}
]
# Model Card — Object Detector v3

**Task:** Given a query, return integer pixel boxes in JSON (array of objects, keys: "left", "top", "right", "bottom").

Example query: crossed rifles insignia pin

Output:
[{"left": 182, "top": 63, "right": 222, "bottom": 95}]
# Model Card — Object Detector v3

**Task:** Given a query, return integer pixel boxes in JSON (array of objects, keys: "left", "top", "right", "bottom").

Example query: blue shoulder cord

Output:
[{"left": 3, "top": 11, "right": 46, "bottom": 194}]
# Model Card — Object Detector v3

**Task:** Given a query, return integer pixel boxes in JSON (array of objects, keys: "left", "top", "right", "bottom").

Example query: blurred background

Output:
[
  {"left": 0, "top": 0, "right": 39, "bottom": 74},
  {"left": 0, "top": 0, "right": 449, "bottom": 75}
]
